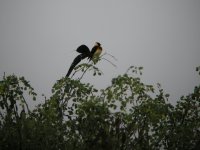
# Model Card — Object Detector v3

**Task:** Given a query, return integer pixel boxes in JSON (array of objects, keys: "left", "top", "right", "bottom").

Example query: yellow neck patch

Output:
[{"left": 92, "top": 48, "right": 102, "bottom": 63}]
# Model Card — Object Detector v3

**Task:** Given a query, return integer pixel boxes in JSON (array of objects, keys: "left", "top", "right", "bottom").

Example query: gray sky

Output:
[{"left": 0, "top": 0, "right": 200, "bottom": 105}]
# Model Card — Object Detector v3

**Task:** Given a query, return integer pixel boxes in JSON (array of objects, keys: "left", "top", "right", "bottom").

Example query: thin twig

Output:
[
  {"left": 78, "top": 62, "right": 93, "bottom": 81},
  {"left": 17, "top": 82, "right": 31, "bottom": 113},
  {"left": 104, "top": 52, "right": 118, "bottom": 61},
  {"left": 101, "top": 58, "right": 117, "bottom": 68},
  {"left": 70, "top": 63, "right": 90, "bottom": 79}
]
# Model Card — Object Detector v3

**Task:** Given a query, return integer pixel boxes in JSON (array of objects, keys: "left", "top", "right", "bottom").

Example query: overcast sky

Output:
[{"left": 0, "top": 0, "right": 200, "bottom": 105}]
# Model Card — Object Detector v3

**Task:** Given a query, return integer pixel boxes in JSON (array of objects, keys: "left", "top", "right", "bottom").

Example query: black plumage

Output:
[{"left": 66, "top": 42, "right": 102, "bottom": 77}]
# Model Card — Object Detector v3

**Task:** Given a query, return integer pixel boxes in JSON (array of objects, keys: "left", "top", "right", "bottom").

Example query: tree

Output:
[{"left": 0, "top": 65, "right": 199, "bottom": 150}]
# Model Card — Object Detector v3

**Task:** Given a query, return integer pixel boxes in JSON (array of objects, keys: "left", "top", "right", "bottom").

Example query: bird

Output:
[{"left": 66, "top": 42, "right": 103, "bottom": 77}]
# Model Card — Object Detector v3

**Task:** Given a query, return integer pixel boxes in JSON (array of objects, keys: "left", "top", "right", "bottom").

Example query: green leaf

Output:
[
  {"left": 33, "top": 96, "right": 36, "bottom": 101},
  {"left": 93, "top": 88, "right": 98, "bottom": 92}
]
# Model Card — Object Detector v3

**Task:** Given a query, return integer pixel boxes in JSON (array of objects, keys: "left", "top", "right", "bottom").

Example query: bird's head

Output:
[
  {"left": 95, "top": 42, "right": 101, "bottom": 47},
  {"left": 92, "top": 42, "right": 102, "bottom": 64}
]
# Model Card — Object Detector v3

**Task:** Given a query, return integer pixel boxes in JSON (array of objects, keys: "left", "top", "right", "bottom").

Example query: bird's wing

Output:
[
  {"left": 90, "top": 45, "right": 98, "bottom": 55},
  {"left": 66, "top": 54, "right": 87, "bottom": 77},
  {"left": 76, "top": 45, "right": 90, "bottom": 54}
]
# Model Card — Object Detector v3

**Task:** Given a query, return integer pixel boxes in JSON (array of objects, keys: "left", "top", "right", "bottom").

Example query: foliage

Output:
[{"left": 0, "top": 66, "right": 200, "bottom": 150}]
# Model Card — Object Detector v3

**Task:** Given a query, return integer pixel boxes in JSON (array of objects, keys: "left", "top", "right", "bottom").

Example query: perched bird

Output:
[{"left": 66, "top": 42, "right": 102, "bottom": 77}]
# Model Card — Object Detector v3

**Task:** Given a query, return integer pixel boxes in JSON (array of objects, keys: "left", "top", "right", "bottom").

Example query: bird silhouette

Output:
[{"left": 66, "top": 42, "right": 102, "bottom": 77}]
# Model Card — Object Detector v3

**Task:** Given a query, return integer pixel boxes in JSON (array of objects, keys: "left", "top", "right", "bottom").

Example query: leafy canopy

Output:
[{"left": 0, "top": 64, "right": 200, "bottom": 150}]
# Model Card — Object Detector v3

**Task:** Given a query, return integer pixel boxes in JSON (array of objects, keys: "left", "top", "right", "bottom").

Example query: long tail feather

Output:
[{"left": 66, "top": 54, "right": 87, "bottom": 77}]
